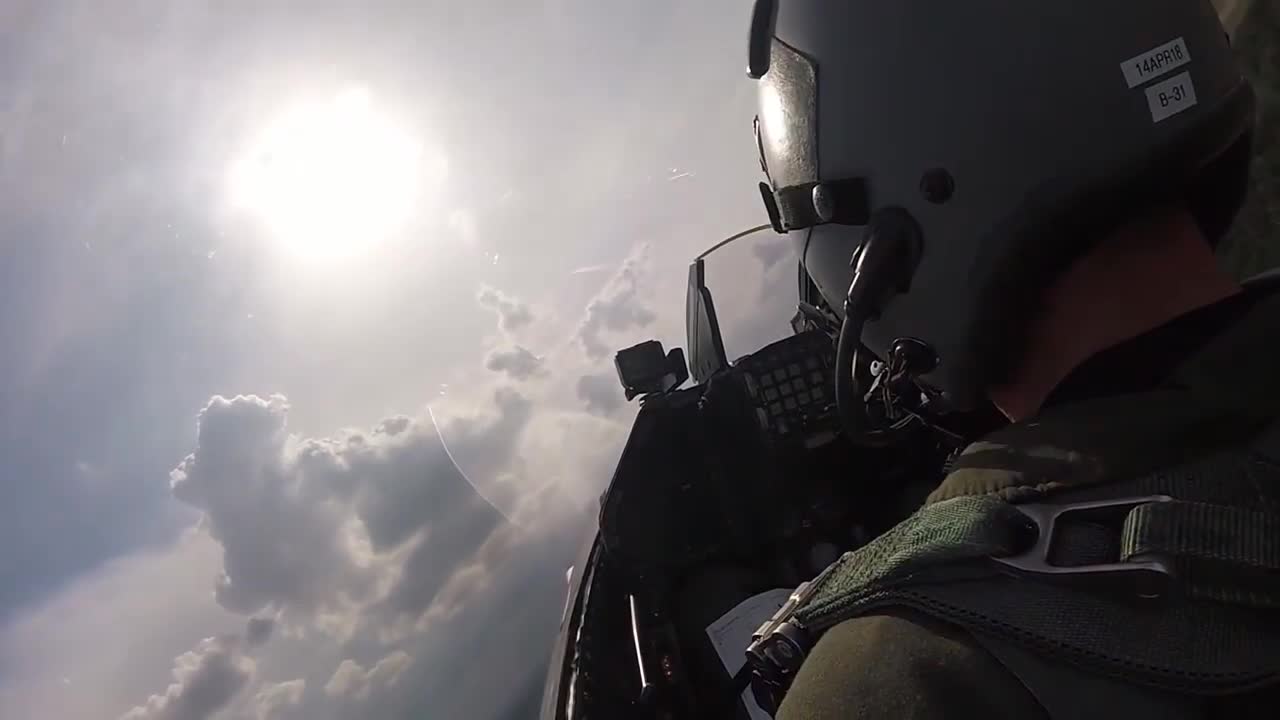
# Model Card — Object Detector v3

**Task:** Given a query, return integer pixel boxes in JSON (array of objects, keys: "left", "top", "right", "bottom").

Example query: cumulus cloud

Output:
[
  {"left": 245, "top": 617, "right": 274, "bottom": 648},
  {"left": 477, "top": 286, "right": 534, "bottom": 333},
  {"left": 116, "top": 387, "right": 579, "bottom": 720},
  {"left": 118, "top": 635, "right": 254, "bottom": 720},
  {"left": 431, "top": 387, "right": 534, "bottom": 514},
  {"left": 168, "top": 395, "right": 380, "bottom": 620},
  {"left": 406, "top": 518, "right": 585, "bottom": 720},
  {"left": 577, "top": 246, "right": 657, "bottom": 358},
  {"left": 369, "top": 506, "right": 503, "bottom": 633},
  {"left": 516, "top": 410, "right": 629, "bottom": 510},
  {"left": 73, "top": 297, "right": 632, "bottom": 720},
  {"left": 324, "top": 651, "right": 412, "bottom": 701},
  {"left": 254, "top": 679, "right": 305, "bottom": 720},
  {"left": 484, "top": 345, "right": 544, "bottom": 380},
  {"left": 576, "top": 372, "right": 623, "bottom": 416},
  {"left": 726, "top": 236, "right": 806, "bottom": 358},
  {"left": 296, "top": 651, "right": 416, "bottom": 720},
  {"left": 168, "top": 393, "right": 525, "bottom": 636},
  {"left": 76, "top": 242, "right": 660, "bottom": 720},
  {"left": 752, "top": 237, "right": 791, "bottom": 271},
  {"left": 0, "top": 531, "right": 240, "bottom": 720}
]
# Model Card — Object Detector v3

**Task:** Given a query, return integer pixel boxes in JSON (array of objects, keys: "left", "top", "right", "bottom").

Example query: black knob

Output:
[{"left": 920, "top": 168, "right": 955, "bottom": 204}]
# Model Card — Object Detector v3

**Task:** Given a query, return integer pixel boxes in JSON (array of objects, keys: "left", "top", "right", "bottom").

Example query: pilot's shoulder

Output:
[{"left": 777, "top": 608, "right": 1046, "bottom": 720}]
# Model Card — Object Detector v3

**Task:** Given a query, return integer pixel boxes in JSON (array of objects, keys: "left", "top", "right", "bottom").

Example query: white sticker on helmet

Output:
[
  {"left": 1122, "top": 37, "right": 1191, "bottom": 88},
  {"left": 1145, "top": 72, "right": 1198, "bottom": 123}
]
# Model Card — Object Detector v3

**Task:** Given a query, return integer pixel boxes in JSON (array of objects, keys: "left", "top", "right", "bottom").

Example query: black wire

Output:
[
  {"left": 832, "top": 211, "right": 922, "bottom": 447},
  {"left": 834, "top": 285, "right": 899, "bottom": 447}
]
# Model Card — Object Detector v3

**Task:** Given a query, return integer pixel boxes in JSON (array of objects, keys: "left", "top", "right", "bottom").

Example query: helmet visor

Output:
[{"left": 757, "top": 39, "right": 818, "bottom": 192}]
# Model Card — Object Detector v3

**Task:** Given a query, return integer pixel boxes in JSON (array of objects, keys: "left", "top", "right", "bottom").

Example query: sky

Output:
[{"left": 0, "top": 1, "right": 799, "bottom": 718}]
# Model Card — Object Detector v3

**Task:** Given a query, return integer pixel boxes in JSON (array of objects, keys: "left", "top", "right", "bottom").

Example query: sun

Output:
[{"left": 229, "top": 88, "right": 434, "bottom": 261}]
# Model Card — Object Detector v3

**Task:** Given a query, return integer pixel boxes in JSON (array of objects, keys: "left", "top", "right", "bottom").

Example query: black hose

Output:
[
  {"left": 834, "top": 282, "right": 896, "bottom": 447},
  {"left": 833, "top": 305, "right": 864, "bottom": 442},
  {"left": 833, "top": 209, "right": 921, "bottom": 446}
]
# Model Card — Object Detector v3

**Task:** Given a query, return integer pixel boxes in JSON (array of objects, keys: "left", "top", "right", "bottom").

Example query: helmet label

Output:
[
  {"left": 1122, "top": 37, "right": 1191, "bottom": 89},
  {"left": 1145, "top": 71, "right": 1199, "bottom": 123}
]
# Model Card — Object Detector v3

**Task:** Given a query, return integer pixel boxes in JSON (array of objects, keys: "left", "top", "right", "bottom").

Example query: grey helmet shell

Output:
[{"left": 751, "top": 0, "right": 1255, "bottom": 410}]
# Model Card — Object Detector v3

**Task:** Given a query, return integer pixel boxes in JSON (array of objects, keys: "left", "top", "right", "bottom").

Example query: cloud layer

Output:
[
  {"left": 254, "top": 679, "right": 305, "bottom": 720},
  {"left": 577, "top": 246, "right": 658, "bottom": 358},
  {"left": 576, "top": 372, "right": 623, "bottom": 416},
  {"left": 324, "top": 651, "right": 412, "bottom": 702},
  {"left": 752, "top": 236, "right": 791, "bottom": 271},
  {"left": 120, "top": 634, "right": 255, "bottom": 720},
  {"left": 167, "top": 393, "right": 520, "bottom": 629},
  {"left": 477, "top": 286, "right": 535, "bottom": 333},
  {"left": 9, "top": 237, "right": 699, "bottom": 720},
  {"left": 110, "top": 382, "right": 587, "bottom": 720},
  {"left": 485, "top": 345, "right": 545, "bottom": 380}
]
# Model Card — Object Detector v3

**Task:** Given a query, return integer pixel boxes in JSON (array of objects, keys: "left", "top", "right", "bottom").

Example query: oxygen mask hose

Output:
[{"left": 834, "top": 208, "right": 922, "bottom": 446}]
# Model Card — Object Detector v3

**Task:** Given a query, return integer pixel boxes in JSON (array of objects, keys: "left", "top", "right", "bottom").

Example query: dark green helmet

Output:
[{"left": 750, "top": 0, "right": 1255, "bottom": 411}]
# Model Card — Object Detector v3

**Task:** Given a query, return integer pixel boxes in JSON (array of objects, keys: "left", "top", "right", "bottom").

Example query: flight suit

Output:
[
  {"left": 777, "top": 277, "right": 1280, "bottom": 720},
  {"left": 1218, "top": 0, "right": 1279, "bottom": 277}
]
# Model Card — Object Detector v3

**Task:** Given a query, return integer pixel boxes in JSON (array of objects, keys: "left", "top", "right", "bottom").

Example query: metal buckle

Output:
[
  {"left": 743, "top": 561, "right": 844, "bottom": 713},
  {"left": 993, "top": 495, "right": 1176, "bottom": 600},
  {"left": 745, "top": 576, "right": 824, "bottom": 679}
]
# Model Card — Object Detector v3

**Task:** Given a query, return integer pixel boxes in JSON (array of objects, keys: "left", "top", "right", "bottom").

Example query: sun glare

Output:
[{"left": 229, "top": 88, "right": 436, "bottom": 261}]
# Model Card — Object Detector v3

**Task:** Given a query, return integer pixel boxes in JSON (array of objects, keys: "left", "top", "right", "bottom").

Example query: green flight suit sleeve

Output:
[
  {"left": 1217, "top": 0, "right": 1280, "bottom": 279},
  {"left": 776, "top": 608, "right": 1047, "bottom": 720}
]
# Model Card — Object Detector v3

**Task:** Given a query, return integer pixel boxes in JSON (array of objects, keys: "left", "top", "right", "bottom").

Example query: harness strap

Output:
[
  {"left": 795, "top": 495, "right": 1032, "bottom": 630},
  {"left": 746, "top": 459, "right": 1280, "bottom": 703},
  {"left": 790, "top": 492, "right": 1280, "bottom": 629},
  {"left": 1122, "top": 500, "right": 1280, "bottom": 607},
  {"left": 972, "top": 634, "right": 1202, "bottom": 720}
]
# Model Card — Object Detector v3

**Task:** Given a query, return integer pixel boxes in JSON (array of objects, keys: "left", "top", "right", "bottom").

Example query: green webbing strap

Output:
[
  {"left": 789, "top": 488, "right": 1280, "bottom": 692},
  {"left": 795, "top": 495, "right": 1030, "bottom": 631},
  {"left": 796, "top": 495, "right": 1280, "bottom": 630},
  {"left": 1122, "top": 501, "right": 1280, "bottom": 608}
]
